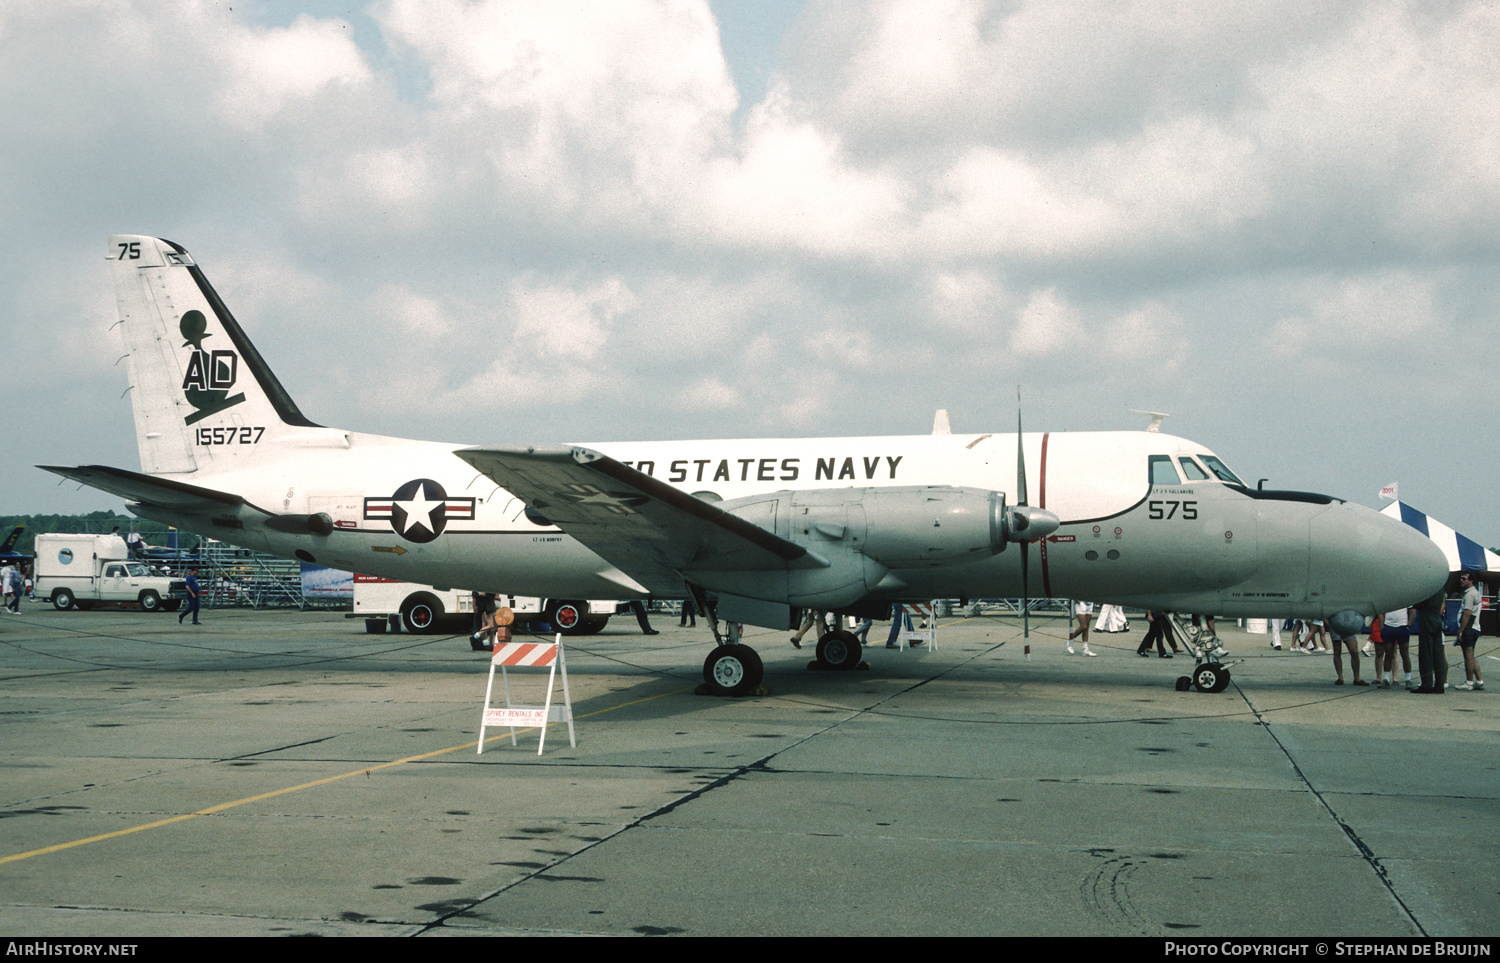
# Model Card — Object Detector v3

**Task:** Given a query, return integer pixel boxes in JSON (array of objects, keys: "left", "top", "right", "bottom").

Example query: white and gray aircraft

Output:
[{"left": 43, "top": 236, "right": 1448, "bottom": 695}]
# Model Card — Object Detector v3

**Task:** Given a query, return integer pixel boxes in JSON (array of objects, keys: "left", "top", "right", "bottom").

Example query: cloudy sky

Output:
[{"left": 3, "top": 0, "right": 1496, "bottom": 548}]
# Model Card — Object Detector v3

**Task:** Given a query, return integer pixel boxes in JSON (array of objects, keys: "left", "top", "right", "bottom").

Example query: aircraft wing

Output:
[
  {"left": 457, "top": 446, "right": 820, "bottom": 595},
  {"left": 39, "top": 464, "right": 249, "bottom": 515}
]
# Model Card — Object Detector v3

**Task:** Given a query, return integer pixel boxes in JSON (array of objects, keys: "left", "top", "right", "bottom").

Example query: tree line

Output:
[{"left": 0, "top": 513, "right": 199, "bottom": 557}]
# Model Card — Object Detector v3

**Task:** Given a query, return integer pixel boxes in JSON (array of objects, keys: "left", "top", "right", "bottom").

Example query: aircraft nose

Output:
[{"left": 1309, "top": 503, "right": 1449, "bottom": 613}]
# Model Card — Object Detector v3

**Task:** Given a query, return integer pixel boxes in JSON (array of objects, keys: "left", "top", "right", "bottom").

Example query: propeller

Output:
[
  {"left": 1017, "top": 405, "right": 1031, "bottom": 660},
  {"left": 1008, "top": 393, "right": 1059, "bottom": 660}
]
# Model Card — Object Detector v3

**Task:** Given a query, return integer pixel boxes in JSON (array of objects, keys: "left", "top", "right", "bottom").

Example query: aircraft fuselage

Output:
[{"left": 128, "top": 427, "right": 1441, "bottom": 620}]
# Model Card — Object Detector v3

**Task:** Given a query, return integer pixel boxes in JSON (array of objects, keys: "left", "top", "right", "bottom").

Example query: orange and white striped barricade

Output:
[
  {"left": 478, "top": 634, "right": 576, "bottom": 756},
  {"left": 898, "top": 602, "right": 937, "bottom": 651}
]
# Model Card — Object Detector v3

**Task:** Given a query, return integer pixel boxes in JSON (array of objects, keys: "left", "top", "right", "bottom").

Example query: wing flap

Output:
[{"left": 457, "top": 446, "right": 816, "bottom": 595}]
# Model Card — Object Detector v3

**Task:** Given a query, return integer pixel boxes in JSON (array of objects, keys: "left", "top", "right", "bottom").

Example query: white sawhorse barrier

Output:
[
  {"left": 478, "top": 635, "right": 576, "bottom": 756},
  {"left": 897, "top": 602, "right": 937, "bottom": 651}
]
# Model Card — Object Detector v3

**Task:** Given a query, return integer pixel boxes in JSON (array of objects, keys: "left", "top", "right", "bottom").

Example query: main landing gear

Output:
[
  {"left": 702, "top": 644, "right": 763, "bottom": 696},
  {"left": 813, "top": 629, "right": 863, "bottom": 672}
]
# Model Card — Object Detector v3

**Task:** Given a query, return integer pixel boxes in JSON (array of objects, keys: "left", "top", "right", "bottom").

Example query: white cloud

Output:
[
  {"left": 509, "top": 274, "right": 635, "bottom": 362},
  {"left": 1266, "top": 272, "right": 1444, "bottom": 357},
  {"left": 1010, "top": 288, "right": 1083, "bottom": 358},
  {"left": 1102, "top": 301, "right": 1187, "bottom": 371}
]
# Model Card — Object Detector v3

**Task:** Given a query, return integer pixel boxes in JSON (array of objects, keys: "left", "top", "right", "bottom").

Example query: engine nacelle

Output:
[
  {"left": 856, "top": 486, "right": 1007, "bottom": 568},
  {"left": 703, "top": 485, "right": 1053, "bottom": 610}
]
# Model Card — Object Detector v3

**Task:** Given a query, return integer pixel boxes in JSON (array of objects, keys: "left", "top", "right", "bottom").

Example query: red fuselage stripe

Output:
[{"left": 1039, "top": 432, "right": 1052, "bottom": 598}]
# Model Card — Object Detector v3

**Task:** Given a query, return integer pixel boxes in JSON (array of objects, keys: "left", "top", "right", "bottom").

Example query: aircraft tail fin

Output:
[
  {"left": 0, "top": 526, "right": 22, "bottom": 554},
  {"left": 107, "top": 235, "right": 337, "bottom": 476}
]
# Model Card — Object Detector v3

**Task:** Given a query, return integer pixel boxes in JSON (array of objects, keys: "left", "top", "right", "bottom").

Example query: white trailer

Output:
[
  {"left": 351, "top": 575, "right": 617, "bottom": 635},
  {"left": 33, "top": 533, "right": 184, "bottom": 612}
]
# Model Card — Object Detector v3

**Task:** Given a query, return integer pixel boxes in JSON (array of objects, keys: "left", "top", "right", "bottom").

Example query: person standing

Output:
[
  {"left": 1412, "top": 587, "right": 1447, "bottom": 694},
  {"left": 1067, "top": 600, "right": 1098, "bottom": 656},
  {"left": 678, "top": 597, "right": 696, "bottom": 628},
  {"left": 1329, "top": 621, "right": 1367, "bottom": 686},
  {"left": 1454, "top": 572, "right": 1485, "bottom": 691},
  {"left": 885, "top": 603, "right": 913, "bottom": 649},
  {"left": 1, "top": 562, "right": 17, "bottom": 614},
  {"left": 626, "top": 600, "right": 659, "bottom": 635},
  {"left": 1094, "top": 603, "right": 1127, "bottom": 633},
  {"left": 178, "top": 568, "right": 201, "bottom": 625},
  {"left": 1137, "top": 610, "right": 1171, "bottom": 658},
  {"left": 1381, "top": 605, "right": 1414, "bottom": 689},
  {"left": 790, "top": 609, "right": 825, "bottom": 649}
]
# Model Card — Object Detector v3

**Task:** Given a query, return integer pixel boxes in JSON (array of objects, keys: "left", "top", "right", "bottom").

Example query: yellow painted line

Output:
[{"left": 0, "top": 683, "right": 695, "bottom": 867}]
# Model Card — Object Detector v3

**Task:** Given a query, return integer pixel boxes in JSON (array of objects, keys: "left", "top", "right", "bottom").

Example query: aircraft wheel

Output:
[
  {"left": 1192, "top": 663, "right": 1226, "bottom": 693},
  {"left": 815, "top": 630, "right": 863, "bottom": 671},
  {"left": 703, "top": 644, "right": 763, "bottom": 696},
  {"left": 52, "top": 589, "right": 75, "bottom": 611},
  {"left": 138, "top": 590, "right": 162, "bottom": 612},
  {"left": 401, "top": 593, "right": 443, "bottom": 634}
]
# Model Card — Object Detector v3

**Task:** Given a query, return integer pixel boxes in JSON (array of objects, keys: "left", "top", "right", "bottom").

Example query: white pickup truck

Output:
[{"left": 33, "top": 534, "right": 184, "bottom": 612}]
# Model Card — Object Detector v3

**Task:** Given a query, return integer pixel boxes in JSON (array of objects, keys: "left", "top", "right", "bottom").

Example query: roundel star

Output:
[
  {"left": 362, "top": 479, "right": 475, "bottom": 543},
  {"left": 390, "top": 479, "right": 448, "bottom": 543}
]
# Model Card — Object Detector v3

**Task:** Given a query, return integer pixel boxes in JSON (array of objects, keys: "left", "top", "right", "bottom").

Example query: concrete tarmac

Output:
[{"left": 0, "top": 607, "right": 1495, "bottom": 937}]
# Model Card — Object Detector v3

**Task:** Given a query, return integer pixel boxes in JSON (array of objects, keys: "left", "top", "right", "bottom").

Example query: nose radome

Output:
[{"left": 1312, "top": 503, "right": 1449, "bottom": 613}]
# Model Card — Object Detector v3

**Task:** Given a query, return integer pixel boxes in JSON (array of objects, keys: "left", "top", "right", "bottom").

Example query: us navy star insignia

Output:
[
  {"left": 559, "top": 484, "right": 648, "bottom": 515},
  {"left": 363, "top": 478, "right": 476, "bottom": 543}
]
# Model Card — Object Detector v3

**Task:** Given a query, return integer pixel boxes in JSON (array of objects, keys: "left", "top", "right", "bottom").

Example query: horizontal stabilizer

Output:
[
  {"left": 457, "top": 446, "right": 816, "bottom": 595},
  {"left": 39, "top": 464, "right": 248, "bottom": 515}
]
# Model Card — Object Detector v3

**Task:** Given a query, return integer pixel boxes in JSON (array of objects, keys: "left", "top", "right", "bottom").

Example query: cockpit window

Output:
[
  {"left": 1149, "top": 455, "right": 1180, "bottom": 485},
  {"left": 1178, "top": 457, "right": 1210, "bottom": 481},
  {"left": 1200, "top": 455, "right": 1244, "bottom": 485}
]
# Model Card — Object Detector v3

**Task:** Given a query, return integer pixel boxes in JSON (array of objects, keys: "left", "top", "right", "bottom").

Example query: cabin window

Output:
[
  {"left": 1200, "top": 455, "right": 1244, "bottom": 485},
  {"left": 1178, "top": 457, "right": 1210, "bottom": 481},
  {"left": 1149, "top": 455, "right": 1180, "bottom": 485},
  {"left": 105, "top": 565, "right": 126, "bottom": 577}
]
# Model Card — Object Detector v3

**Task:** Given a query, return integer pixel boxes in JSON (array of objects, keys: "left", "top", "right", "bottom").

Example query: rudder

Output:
[{"left": 108, "top": 235, "right": 327, "bottom": 476}]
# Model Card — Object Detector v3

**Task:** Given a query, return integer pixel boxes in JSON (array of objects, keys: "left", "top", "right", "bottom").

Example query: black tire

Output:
[
  {"left": 815, "top": 630, "right": 863, "bottom": 671},
  {"left": 52, "top": 589, "right": 75, "bottom": 611},
  {"left": 365, "top": 618, "right": 388, "bottom": 634},
  {"left": 703, "top": 644, "right": 764, "bottom": 695},
  {"left": 401, "top": 593, "right": 444, "bottom": 634},
  {"left": 578, "top": 616, "right": 609, "bottom": 635},
  {"left": 546, "top": 600, "right": 588, "bottom": 636},
  {"left": 138, "top": 590, "right": 162, "bottom": 612},
  {"left": 1192, "top": 663, "right": 1225, "bottom": 693}
]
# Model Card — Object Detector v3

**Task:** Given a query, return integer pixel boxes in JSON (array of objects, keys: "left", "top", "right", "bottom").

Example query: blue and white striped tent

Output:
[{"left": 1381, "top": 501, "right": 1500, "bottom": 573}]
